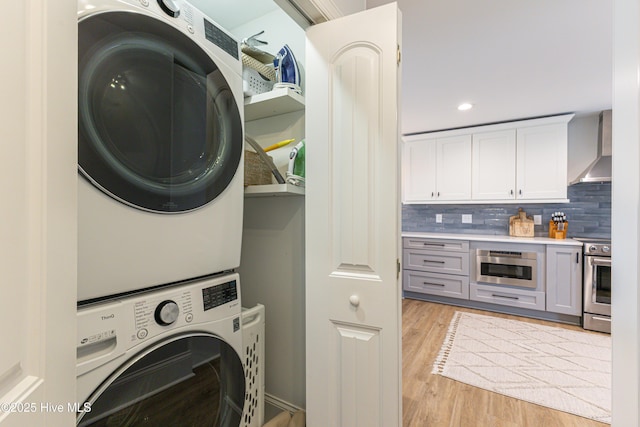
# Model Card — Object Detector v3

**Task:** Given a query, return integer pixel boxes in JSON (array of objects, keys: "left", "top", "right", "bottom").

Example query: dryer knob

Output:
[
  {"left": 155, "top": 300, "right": 180, "bottom": 326},
  {"left": 157, "top": 0, "right": 180, "bottom": 18}
]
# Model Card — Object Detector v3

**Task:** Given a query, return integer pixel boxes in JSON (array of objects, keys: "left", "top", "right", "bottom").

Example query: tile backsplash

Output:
[{"left": 402, "top": 182, "right": 611, "bottom": 239}]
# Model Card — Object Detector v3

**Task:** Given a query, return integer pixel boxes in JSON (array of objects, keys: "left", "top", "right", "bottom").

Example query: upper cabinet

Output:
[
  {"left": 402, "top": 114, "right": 574, "bottom": 204},
  {"left": 403, "top": 135, "right": 471, "bottom": 202},
  {"left": 472, "top": 130, "right": 516, "bottom": 200}
]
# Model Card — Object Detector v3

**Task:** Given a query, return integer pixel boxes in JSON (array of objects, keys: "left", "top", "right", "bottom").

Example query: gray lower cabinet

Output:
[
  {"left": 403, "top": 269, "right": 470, "bottom": 299},
  {"left": 546, "top": 245, "right": 583, "bottom": 315},
  {"left": 402, "top": 237, "right": 470, "bottom": 300},
  {"left": 469, "top": 282, "right": 546, "bottom": 311}
]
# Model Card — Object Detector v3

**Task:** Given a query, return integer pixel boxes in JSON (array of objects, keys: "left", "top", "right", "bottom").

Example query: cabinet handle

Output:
[
  {"left": 576, "top": 253, "right": 579, "bottom": 264},
  {"left": 437, "top": 192, "right": 440, "bottom": 197},
  {"left": 510, "top": 189, "right": 514, "bottom": 196},
  {"left": 519, "top": 189, "right": 522, "bottom": 195},
  {"left": 492, "top": 294, "right": 519, "bottom": 300},
  {"left": 423, "top": 242, "right": 445, "bottom": 247},
  {"left": 423, "top": 259, "right": 445, "bottom": 264},
  {"left": 423, "top": 281, "right": 445, "bottom": 287},
  {"left": 431, "top": 192, "right": 434, "bottom": 197}
]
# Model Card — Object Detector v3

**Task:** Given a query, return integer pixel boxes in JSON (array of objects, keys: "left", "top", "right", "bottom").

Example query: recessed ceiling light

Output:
[{"left": 458, "top": 103, "right": 473, "bottom": 111}]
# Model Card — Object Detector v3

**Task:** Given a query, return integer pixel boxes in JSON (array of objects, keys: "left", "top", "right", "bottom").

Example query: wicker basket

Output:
[{"left": 244, "top": 150, "right": 273, "bottom": 186}]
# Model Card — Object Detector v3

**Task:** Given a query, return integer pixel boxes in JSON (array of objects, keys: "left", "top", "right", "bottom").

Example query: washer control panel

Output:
[{"left": 202, "top": 279, "right": 238, "bottom": 311}]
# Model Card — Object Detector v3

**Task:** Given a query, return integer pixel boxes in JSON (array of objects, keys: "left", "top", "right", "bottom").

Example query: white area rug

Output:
[{"left": 432, "top": 311, "right": 611, "bottom": 424}]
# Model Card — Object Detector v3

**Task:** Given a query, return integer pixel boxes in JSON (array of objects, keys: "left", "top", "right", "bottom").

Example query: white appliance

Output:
[
  {"left": 77, "top": 0, "right": 244, "bottom": 302},
  {"left": 76, "top": 273, "right": 263, "bottom": 427}
]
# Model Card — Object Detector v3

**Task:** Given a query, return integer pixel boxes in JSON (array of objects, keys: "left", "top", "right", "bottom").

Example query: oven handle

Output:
[{"left": 592, "top": 258, "right": 612, "bottom": 267}]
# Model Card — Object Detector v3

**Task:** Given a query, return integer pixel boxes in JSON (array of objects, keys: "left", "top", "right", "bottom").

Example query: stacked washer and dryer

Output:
[{"left": 76, "top": 1, "right": 263, "bottom": 426}]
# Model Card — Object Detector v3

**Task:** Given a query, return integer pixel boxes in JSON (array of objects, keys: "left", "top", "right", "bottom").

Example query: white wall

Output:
[{"left": 567, "top": 113, "right": 599, "bottom": 184}]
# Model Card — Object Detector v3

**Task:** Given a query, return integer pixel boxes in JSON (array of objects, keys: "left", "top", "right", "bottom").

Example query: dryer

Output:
[
  {"left": 76, "top": 273, "right": 260, "bottom": 426},
  {"left": 77, "top": 0, "right": 244, "bottom": 302}
]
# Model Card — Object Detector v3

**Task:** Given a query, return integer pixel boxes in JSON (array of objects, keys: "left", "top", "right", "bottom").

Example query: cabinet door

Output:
[
  {"left": 472, "top": 130, "right": 516, "bottom": 200},
  {"left": 402, "top": 138, "right": 436, "bottom": 202},
  {"left": 436, "top": 134, "right": 472, "bottom": 200},
  {"left": 516, "top": 123, "right": 568, "bottom": 200},
  {"left": 546, "top": 246, "right": 582, "bottom": 315},
  {"left": 306, "top": 4, "right": 401, "bottom": 426}
]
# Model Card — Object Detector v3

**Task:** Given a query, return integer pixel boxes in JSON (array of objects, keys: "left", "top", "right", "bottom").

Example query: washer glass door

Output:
[
  {"left": 77, "top": 334, "right": 245, "bottom": 426},
  {"left": 78, "top": 11, "right": 242, "bottom": 213}
]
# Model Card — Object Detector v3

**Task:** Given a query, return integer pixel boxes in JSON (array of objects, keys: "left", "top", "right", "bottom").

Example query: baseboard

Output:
[{"left": 264, "top": 393, "right": 304, "bottom": 414}]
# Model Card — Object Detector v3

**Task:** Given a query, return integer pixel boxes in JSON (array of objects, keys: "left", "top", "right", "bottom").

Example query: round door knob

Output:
[
  {"left": 157, "top": 0, "right": 180, "bottom": 17},
  {"left": 155, "top": 300, "right": 180, "bottom": 326},
  {"left": 349, "top": 295, "right": 360, "bottom": 307}
]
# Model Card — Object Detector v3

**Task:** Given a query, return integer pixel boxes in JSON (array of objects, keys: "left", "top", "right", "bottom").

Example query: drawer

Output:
[
  {"left": 403, "top": 237, "right": 469, "bottom": 253},
  {"left": 470, "top": 282, "right": 546, "bottom": 311},
  {"left": 403, "top": 270, "right": 469, "bottom": 300},
  {"left": 403, "top": 249, "right": 469, "bottom": 275}
]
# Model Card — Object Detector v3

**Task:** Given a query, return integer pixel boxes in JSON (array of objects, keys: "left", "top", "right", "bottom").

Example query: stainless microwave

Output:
[{"left": 475, "top": 249, "right": 538, "bottom": 289}]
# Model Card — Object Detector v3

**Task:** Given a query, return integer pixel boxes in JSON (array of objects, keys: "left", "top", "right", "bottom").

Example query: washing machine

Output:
[
  {"left": 76, "top": 273, "right": 263, "bottom": 426},
  {"left": 77, "top": 0, "right": 244, "bottom": 303}
]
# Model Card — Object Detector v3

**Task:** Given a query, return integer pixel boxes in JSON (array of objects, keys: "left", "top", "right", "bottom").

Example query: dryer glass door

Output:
[
  {"left": 77, "top": 334, "right": 245, "bottom": 427},
  {"left": 78, "top": 11, "right": 242, "bottom": 213}
]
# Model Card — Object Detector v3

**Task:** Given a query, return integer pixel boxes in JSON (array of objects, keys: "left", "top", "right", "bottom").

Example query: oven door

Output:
[
  {"left": 475, "top": 251, "right": 538, "bottom": 289},
  {"left": 584, "top": 256, "right": 612, "bottom": 316}
]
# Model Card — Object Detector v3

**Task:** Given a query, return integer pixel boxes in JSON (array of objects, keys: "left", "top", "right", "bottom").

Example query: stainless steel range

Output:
[{"left": 577, "top": 238, "right": 612, "bottom": 333}]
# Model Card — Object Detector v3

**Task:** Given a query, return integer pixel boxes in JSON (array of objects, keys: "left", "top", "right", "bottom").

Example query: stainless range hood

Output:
[{"left": 570, "top": 110, "right": 612, "bottom": 185}]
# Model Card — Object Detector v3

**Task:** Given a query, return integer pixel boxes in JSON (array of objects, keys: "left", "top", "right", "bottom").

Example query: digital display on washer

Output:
[
  {"left": 202, "top": 280, "right": 238, "bottom": 311},
  {"left": 203, "top": 19, "right": 239, "bottom": 60}
]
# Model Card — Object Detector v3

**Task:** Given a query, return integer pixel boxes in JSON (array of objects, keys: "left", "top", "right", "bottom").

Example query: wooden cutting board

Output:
[{"left": 509, "top": 208, "right": 534, "bottom": 237}]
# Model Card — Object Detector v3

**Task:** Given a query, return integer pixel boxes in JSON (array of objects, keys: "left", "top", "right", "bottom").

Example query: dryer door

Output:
[
  {"left": 78, "top": 11, "right": 242, "bottom": 213},
  {"left": 77, "top": 334, "right": 245, "bottom": 426}
]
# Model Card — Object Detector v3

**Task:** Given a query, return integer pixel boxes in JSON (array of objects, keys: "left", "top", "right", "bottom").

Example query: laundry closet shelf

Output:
[
  {"left": 244, "top": 87, "right": 305, "bottom": 121},
  {"left": 244, "top": 183, "right": 305, "bottom": 197}
]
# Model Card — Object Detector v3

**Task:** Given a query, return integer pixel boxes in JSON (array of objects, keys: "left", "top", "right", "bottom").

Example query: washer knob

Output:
[
  {"left": 157, "top": 0, "right": 180, "bottom": 17},
  {"left": 155, "top": 300, "right": 180, "bottom": 326}
]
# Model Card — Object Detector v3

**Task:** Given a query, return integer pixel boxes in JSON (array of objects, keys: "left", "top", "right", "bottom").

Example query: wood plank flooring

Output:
[{"left": 402, "top": 298, "right": 609, "bottom": 427}]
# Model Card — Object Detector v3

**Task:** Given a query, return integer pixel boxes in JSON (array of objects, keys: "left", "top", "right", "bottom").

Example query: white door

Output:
[
  {"left": 0, "top": 1, "right": 77, "bottom": 426},
  {"left": 402, "top": 137, "right": 437, "bottom": 202},
  {"left": 472, "top": 130, "right": 516, "bottom": 200},
  {"left": 305, "top": 3, "right": 402, "bottom": 426},
  {"left": 436, "top": 135, "right": 472, "bottom": 200}
]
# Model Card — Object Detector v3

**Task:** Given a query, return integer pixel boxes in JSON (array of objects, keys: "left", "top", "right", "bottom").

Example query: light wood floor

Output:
[{"left": 402, "top": 298, "right": 609, "bottom": 427}]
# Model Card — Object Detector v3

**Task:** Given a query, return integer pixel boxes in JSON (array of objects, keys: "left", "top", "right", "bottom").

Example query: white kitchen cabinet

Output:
[
  {"left": 404, "top": 114, "right": 573, "bottom": 204},
  {"left": 472, "top": 130, "right": 517, "bottom": 200},
  {"left": 402, "top": 137, "right": 436, "bottom": 201},
  {"left": 402, "top": 134, "right": 471, "bottom": 203},
  {"left": 517, "top": 123, "right": 569, "bottom": 200},
  {"left": 437, "top": 135, "right": 473, "bottom": 200},
  {"left": 546, "top": 245, "right": 583, "bottom": 316}
]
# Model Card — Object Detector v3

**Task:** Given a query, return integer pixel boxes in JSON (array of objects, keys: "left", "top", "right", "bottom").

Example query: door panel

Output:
[{"left": 305, "top": 3, "right": 401, "bottom": 426}]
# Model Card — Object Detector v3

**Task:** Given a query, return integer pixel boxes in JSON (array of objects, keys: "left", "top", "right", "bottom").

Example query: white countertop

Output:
[{"left": 402, "top": 232, "right": 583, "bottom": 246}]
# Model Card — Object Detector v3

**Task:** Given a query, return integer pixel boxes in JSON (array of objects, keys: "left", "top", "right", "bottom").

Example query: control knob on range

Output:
[
  {"left": 155, "top": 300, "right": 180, "bottom": 326},
  {"left": 589, "top": 245, "right": 598, "bottom": 252},
  {"left": 602, "top": 246, "right": 611, "bottom": 253},
  {"left": 157, "top": 0, "right": 180, "bottom": 17}
]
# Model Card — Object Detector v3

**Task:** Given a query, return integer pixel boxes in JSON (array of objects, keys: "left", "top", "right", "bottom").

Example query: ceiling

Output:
[
  {"left": 191, "top": 0, "right": 613, "bottom": 136},
  {"left": 369, "top": 0, "right": 613, "bottom": 134}
]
